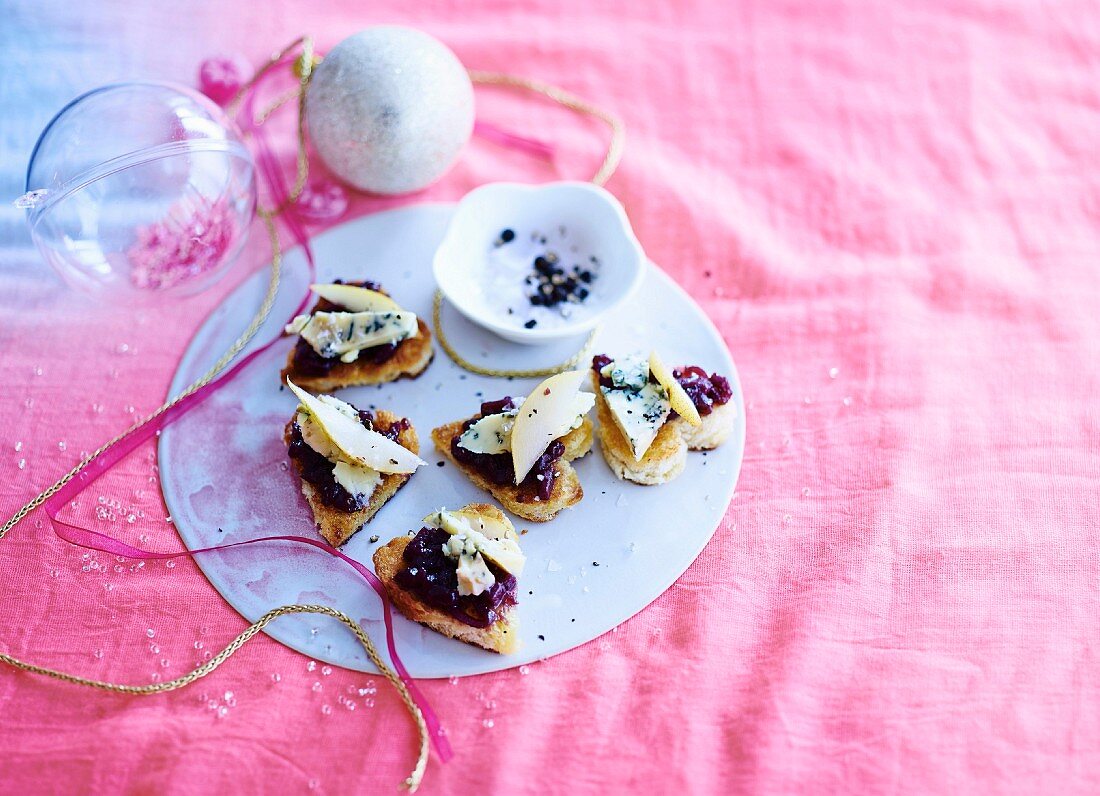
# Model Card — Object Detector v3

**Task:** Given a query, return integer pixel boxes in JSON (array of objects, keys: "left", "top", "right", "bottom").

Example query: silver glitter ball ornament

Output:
[{"left": 306, "top": 27, "right": 475, "bottom": 195}]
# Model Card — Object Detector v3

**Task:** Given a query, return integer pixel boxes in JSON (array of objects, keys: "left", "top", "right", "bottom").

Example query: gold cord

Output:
[
  {"left": 0, "top": 604, "right": 429, "bottom": 790},
  {"left": 254, "top": 86, "right": 303, "bottom": 126},
  {"left": 0, "top": 38, "right": 431, "bottom": 792},
  {"left": 432, "top": 290, "right": 599, "bottom": 378},
  {"left": 468, "top": 70, "right": 625, "bottom": 187},
  {"left": 431, "top": 71, "right": 624, "bottom": 378}
]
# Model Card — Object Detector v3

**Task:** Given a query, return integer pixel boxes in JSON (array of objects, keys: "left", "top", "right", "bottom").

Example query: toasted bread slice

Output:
[
  {"left": 592, "top": 370, "right": 737, "bottom": 484},
  {"left": 281, "top": 318, "right": 434, "bottom": 393},
  {"left": 592, "top": 380, "right": 687, "bottom": 485},
  {"left": 373, "top": 503, "right": 520, "bottom": 654},
  {"left": 431, "top": 418, "right": 593, "bottom": 522},
  {"left": 284, "top": 409, "right": 419, "bottom": 547}
]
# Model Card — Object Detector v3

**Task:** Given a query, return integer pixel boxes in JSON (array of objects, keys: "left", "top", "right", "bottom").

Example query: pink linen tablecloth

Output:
[{"left": 2, "top": 1, "right": 1099, "bottom": 793}]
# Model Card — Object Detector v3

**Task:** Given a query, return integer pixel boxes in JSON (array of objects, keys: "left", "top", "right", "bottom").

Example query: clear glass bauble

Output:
[{"left": 19, "top": 81, "right": 256, "bottom": 300}]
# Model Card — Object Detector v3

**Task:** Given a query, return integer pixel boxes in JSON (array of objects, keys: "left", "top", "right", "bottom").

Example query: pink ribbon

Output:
[
  {"left": 474, "top": 120, "right": 555, "bottom": 160},
  {"left": 33, "top": 56, "right": 453, "bottom": 762}
]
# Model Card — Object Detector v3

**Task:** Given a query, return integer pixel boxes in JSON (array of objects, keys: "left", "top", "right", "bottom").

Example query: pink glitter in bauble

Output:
[
  {"left": 128, "top": 197, "right": 237, "bottom": 291},
  {"left": 199, "top": 55, "right": 252, "bottom": 105}
]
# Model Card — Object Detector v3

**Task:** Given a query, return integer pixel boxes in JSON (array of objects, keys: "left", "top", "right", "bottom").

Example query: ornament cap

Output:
[
  {"left": 293, "top": 52, "right": 323, "bottom": 80},
  {"left": 13, "top": 189, "right": 48, "bottom": 209}
]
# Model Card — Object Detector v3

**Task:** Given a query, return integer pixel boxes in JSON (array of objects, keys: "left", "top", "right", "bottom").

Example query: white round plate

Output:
[{"left": 159, "top": 203, "right": 744, "bottom": 678}]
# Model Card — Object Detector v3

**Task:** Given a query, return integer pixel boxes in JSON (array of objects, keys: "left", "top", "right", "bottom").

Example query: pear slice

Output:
[
  {"left": 451, "top": 506, "right": 514, "bottom": 540},
  {"left": 427, "top": 509, "right": 526, "bottom": 575},
  {"left": 510, "top": 370, "right": 591, "bottom": 484},
  {"left": 311, "top": 283, "right": 401, "bottom": 313},
  {"left": 425, "top": 507, "right": 514, "bottom": 542},
  {"left": 474, "top": 536, "right": 526, "bottom": 576},
  {"left": 286, "top": 379, "right": 424, "bottom": 474},
  {"left": 649, "top": 351, "right": 702, "bottom": 427}
]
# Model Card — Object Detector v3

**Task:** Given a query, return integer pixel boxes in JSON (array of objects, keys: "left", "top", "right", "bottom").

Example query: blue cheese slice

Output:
[
  {"left": 602, "top": 381, "right": 671, "bottom": 460},
  {"left": 601, "top": 353, "right": 649, "bottom": 391},
  {"left": 443, "top": 533, "right": 497, "bottom": 595},
  {"left": 331, "top": 460, "right": 381, "bottom": 499},
  {"left": 454, "top": 552, "right": 495, "bottom": 597},
  {"left": 285, "top": 310, "right": 418, "bottom": 362},
  {"left": 457, "top": 413, "right": 515, "bottom": 455},
  {"left": 456, "top": 402, "right": 522, "bottom": 455}
]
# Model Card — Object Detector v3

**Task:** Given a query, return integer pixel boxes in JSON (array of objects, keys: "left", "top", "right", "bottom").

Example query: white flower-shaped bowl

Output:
[{"left": 433, "top": 181, "right": 647, "bottom": 345}]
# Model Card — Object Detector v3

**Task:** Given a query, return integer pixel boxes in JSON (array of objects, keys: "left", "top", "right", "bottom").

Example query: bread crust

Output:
[
  {"left": 674, "top": 401, "right": 737, "bottom": 450},
  {"left": 592, "top": 370, "right": 735, "bottom": 485},
  {"left": 594, "top": 367, "right": 739, "bottom": 485},
  {"left": 373, "top": 504, "right": 521, "bottom": 654},
  {"left": 281, "top": 317, "right": 434, "bottom": 392},
  {"left": 594, "top": 386, "right": 687, "bottom": 485},
  {"left": 284, "top": 409, "right": 419, "bottom": 547},
  {"left": 430, "top": 417, "right": 593, "bottom": 522}
]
